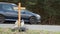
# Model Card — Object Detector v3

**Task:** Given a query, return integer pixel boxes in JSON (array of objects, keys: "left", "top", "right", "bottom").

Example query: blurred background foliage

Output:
[{"left": 0, "top": 0, "right": 60, "bottom": 25}]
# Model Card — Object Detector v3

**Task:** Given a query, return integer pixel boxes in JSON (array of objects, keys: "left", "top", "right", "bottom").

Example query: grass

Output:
[
  {"left": 0, "top": 28, "right": 40, "bottom": 34},
  {"left": 0, "top": 28, "right": 60, "bottom": 34}
]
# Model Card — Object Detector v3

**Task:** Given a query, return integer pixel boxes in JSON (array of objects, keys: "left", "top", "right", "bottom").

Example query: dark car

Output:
[
  {"left": 0, "top": 2, "right": 41, "bottom": 24},
  {"left": 21, "top": 10, "right": 41, "bottom": 24}
]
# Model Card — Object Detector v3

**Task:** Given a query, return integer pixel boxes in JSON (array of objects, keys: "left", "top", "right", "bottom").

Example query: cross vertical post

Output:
[{"left": 18, "top": 3, "right": 21, "bottom": 27}]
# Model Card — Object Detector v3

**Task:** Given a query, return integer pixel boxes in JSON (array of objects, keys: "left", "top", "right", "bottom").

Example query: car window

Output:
[
  {"left": 0, "top": 4, "right": 2, "bottom": 9},
  {"left": 12, "top": 4, "right": 18, "bottom": 11},
  {"left": 2, "top": 4, "right": 13, "bottom": 11},
  {"left": 21, "top": 10, "right": 25, "bottom": 14},
  {"left": 25, "top": 11, "right": 32, "bottom": 14},
  {"left": 21, "top": 11, "right": 25, "bottom": 14},
  {"left": 25, "top": 11, "right": 30, "bottom": 14}
]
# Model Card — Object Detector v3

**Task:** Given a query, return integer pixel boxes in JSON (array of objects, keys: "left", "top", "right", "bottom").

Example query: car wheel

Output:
[
  {"left": 29, "top": 16, "right": 37, "bottom": 24},
  {"left": 0, "top": 15, "right": 5, "bottom": 23}
]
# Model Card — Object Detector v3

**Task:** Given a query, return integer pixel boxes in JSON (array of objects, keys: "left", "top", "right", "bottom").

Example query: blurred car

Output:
[
  {"left": 0, "top": 2, "right": 41, "bottom": 24},
  {"left": 21, "top": 9, "right": 41, "bottom": 24}
]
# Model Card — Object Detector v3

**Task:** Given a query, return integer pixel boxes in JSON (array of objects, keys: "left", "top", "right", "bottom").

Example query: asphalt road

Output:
[{"left": 0, "top": 24, "right": 60, "bottom": 31}]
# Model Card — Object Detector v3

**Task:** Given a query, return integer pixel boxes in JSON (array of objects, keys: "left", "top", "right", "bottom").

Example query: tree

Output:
[{"left": 25, "top": 0, "right": 60, "bottom": 25}]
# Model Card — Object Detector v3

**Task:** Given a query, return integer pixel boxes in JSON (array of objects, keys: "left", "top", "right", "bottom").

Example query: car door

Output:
[
  {"left": 21, "top": 11, "right": 26, "bottom": 19},
  {"left": 21, "top": 10, "right": 31, "bottom": 19},
  {"left": 2, "top": 4, "right": 18, "bottom": 19}
]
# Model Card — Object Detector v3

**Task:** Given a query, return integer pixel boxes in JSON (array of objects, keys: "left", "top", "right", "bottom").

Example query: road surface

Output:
[{"left": 0, "top": 24, "right": 60, "bottom": 31}]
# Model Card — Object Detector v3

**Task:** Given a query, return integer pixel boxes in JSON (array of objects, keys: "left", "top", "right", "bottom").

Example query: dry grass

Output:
[
  {"left": 0, "top": 28, "right": 60, "bottom": 34},
  {"left": 0, "top": 28, "right": 40, "bottom": 34}
]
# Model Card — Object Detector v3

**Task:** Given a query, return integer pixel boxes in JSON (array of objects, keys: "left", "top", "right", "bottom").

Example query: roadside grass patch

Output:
[
  {"left": 0, "top": 28, "right": 60, "bottom": 34},
  {"left": 0, "top": 28, "right": 40, "bottom": 34}
]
